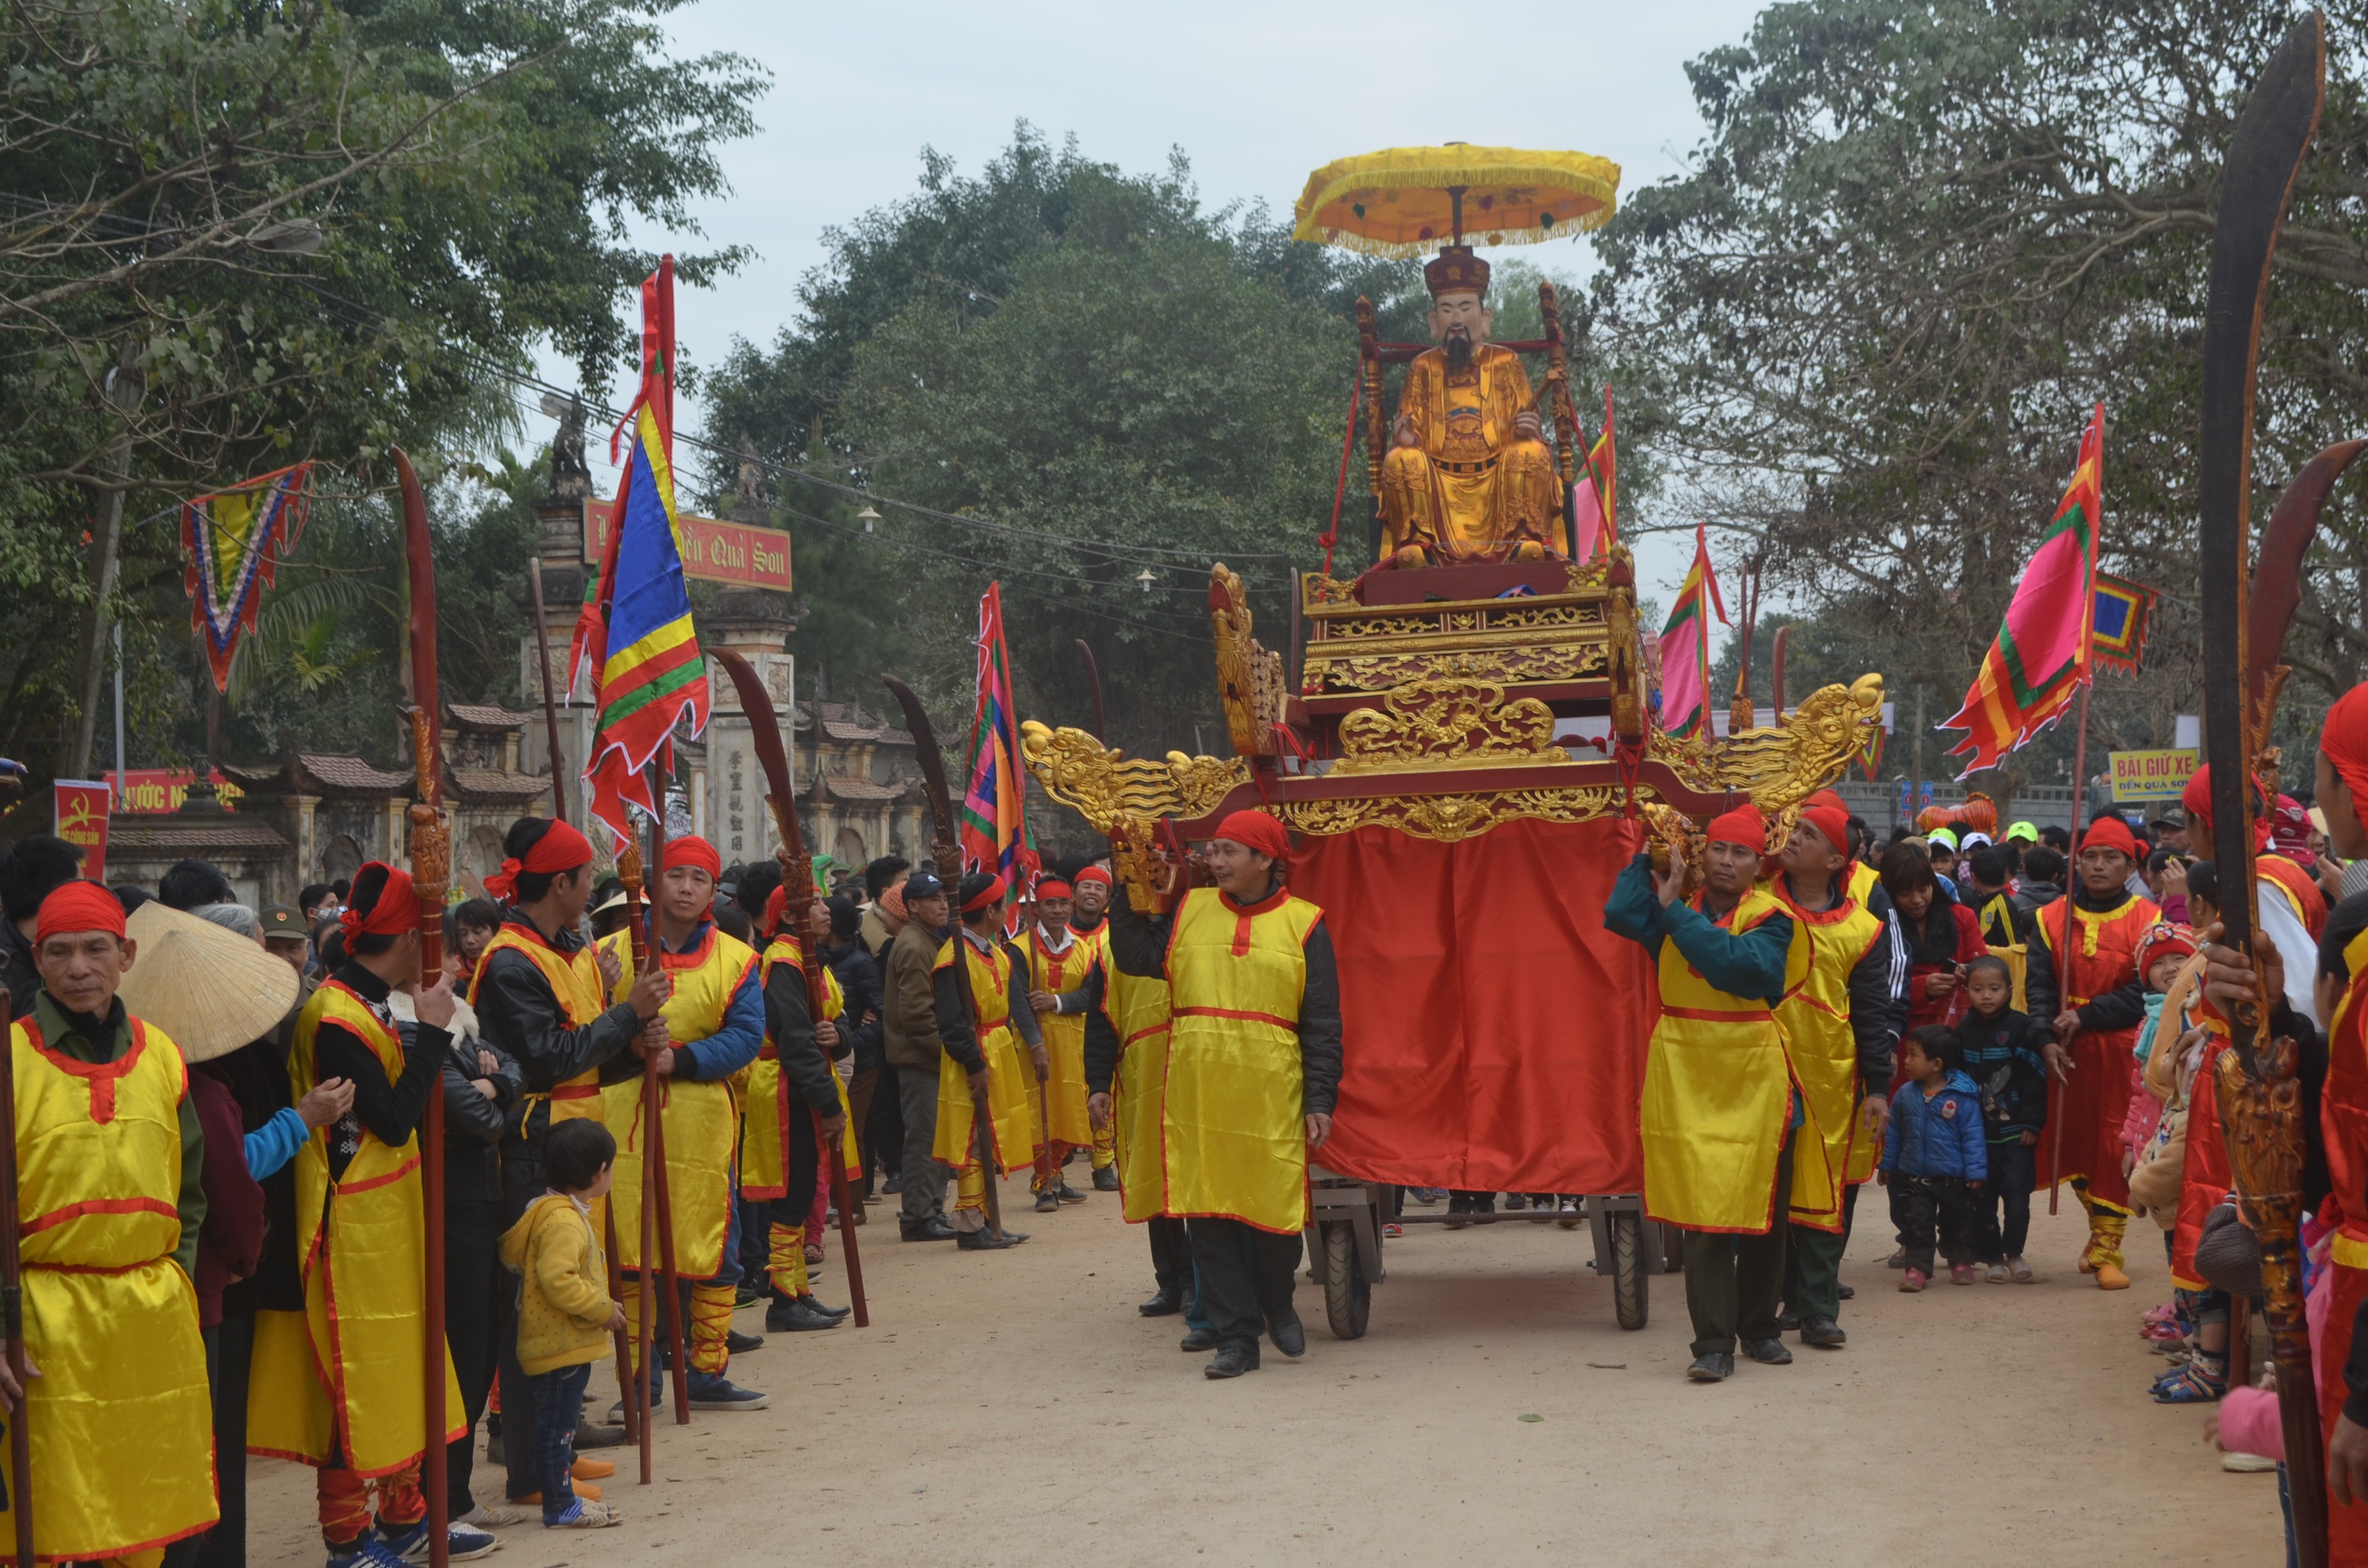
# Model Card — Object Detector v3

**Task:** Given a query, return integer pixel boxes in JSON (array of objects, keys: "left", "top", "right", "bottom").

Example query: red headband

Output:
[
  {"left": 341, "top": 862, "right": 418, "bottom": 938},
  {"left": 1807, "top": 788, "right": 1846, "bottom": 814},
  {"left": 1214, "top": 810, "right": 1290, "bottom": 863},
  {"left": 1074, "top": 865, "right": 1112, "bottom": 887},
  {"left": 35, "top": 881, "right": 124, "bottom": 944},
  {"left": 963, "top": 874, "right": 1009, "bottom": 914},
  {"left": 1034, "top": 878, "right": 1073, "bottom": 901},
  {"left": 2080, "top": 816, "right": 2139, "bottom": 859},
  {"left": 661, "top": 836, "right": 721, "bottom": 879},
  {"left": 762, "top": 883, "right": 817, "bottom": 940},
  {"left": 1798, "top": 804, "right": 1852, "bottom": 858},
  {"left": 2324, "top": 682, "right": 2368, "bottom": 817},
  {"left": 1706, "top": 804, "right": 1764, "bottom": 851},
  {"left": 484, "top": 819, "right": 595, "bottom": 900}
]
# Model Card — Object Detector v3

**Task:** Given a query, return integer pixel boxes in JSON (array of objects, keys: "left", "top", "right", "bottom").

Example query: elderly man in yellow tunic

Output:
[
  {"left": 1102, "top": 811, "right": 1343, "bottom": 1380},
  {"left": 1378, "top": 247, "right": 1566, "bottom": 566},
  {"left": 0, "top": 880, "right": 215, "bottom": 1567}
]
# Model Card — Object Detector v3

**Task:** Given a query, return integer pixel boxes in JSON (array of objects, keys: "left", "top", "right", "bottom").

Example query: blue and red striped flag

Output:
[
  {"left": 959, "top": 584, "right": 1035, "bottom": 886},
  {"left": 571, "top": 256, "right": 709, "bottom": 845}
]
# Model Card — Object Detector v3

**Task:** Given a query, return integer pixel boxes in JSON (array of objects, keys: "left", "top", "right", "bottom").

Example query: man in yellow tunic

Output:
[
  {"left": 1064, "top": 863, "right": 1122, "bottom": 1190},
  {"left": 0, "top": 880, "right": 215, "bottom": 1567},
  {"left": 1607, "top": 805, "right": 1803, "bottom": 1383},
  {"left": 1377, "top": 247, "right": 1566, "bottom": 566},
  {"left": 1102, "top": 811, "right": 1342, "bottom": 1380},
  {"left": 602, "top": 836, "right": 769, "bottom": 1411},
  {"left": 932, "top": 872, "right": 1045, "bottom": 1251},
  {"left": 252, "top": 863, "right": 487, "bottom": 1565},
  {"left": 1771, "top": 804, "right": 1901, "bottom": 1351},
  {"left": 1017, "top": 877, "right": 1095, "bottom": 1213},
  {"left": 1077, "top": 867, "right": 1188, "bottom": 1316},
  {"left": 742, "top": 878, "right": 852, "bottom": 1333}
]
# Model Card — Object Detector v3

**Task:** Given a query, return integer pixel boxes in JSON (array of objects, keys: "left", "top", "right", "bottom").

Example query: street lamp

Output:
[
  {"left": 857, "top": 504, "right": 880, "bottom": 534},
  {"left": 1136, "top": 568, "right": 1156, "bottom": 592}
]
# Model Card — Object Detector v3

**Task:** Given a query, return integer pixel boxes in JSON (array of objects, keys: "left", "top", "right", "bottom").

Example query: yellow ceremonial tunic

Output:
[
  {"left": 1017, "top": 926, "right": 1094, "bottom": 1149},
  {"left": 739, "top": 935, "right": 856, "bottom": 1198},
  {"left": 1639, "top": 886, "right": 1806, "bottom": 1234},
  {"left": 0, "top": 1013, "right": 215, "bottom": 1560},
  {"left": 1775, "top": 888, "right": 1889, "bottom": 1230},
  {"left": 251, "top": 983, "right": 463, "bottom": 1476},
  {"left": 1103, "top": 950, "right": 1174, "bottom": 1225},
  {"left": 933, "top": 934, "right": 1039, "bottom": 1177},
  {"left": 602, "top": 929, "right": 758, "bottom": 1280},
  {"left": 468, "top": 922, "right": 611, "bottom": 1125},
  {"left": 1154, "top": 886, "right": 1324, "bottom": 1235}
]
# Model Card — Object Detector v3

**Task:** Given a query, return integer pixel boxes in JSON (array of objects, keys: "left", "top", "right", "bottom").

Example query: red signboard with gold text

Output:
[
  {"left": 105, "top": 769, "right": 245, "bottom": 814},
  {"left": 54, "top": 780, "right": 109, "bottom": 882},
  {"left": 581, "top": 500, "right": 791, "bottom": 591}
]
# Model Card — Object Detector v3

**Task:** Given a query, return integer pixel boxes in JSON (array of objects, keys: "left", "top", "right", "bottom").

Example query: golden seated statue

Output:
[{"left": 1377, "top": 248, "right": 1567, "bottom": 568}]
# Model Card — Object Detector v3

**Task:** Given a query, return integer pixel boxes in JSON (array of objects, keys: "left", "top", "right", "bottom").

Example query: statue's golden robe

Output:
[{"left": 1379, "top": 341, "right": 1566, "bottom": 563}]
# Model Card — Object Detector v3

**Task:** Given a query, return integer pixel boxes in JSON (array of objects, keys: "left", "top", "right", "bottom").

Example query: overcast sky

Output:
[{"left": 539, "top": 0, "right": 1768, "bottom": 611}]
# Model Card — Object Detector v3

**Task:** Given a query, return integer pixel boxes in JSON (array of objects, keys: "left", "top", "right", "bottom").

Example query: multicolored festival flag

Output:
[
  {"left": 959, "top": 583, "right": 1035, "bottom": 885},
  {"left": 2091, "top": 571, "right": 2155, "bottom": 676},
  {"left": 182, "top": 461, "right": 314, "bottom": 690},
  {"left": 573, "top": 256, "right": 709, "bottom": 845},
  {"left": 1656, "top": 525, "right": 1727, "bottom": 739},
  {"left": 1939, "top": 405, "right": 2104, "bottom": 776}
]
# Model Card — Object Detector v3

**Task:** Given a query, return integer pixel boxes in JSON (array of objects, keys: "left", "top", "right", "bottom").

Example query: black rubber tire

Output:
[
  {"left": 1610, "top": 1208, "right": 1649, "bottom": 1330},
  {"left": 1322, "top": 1221, "right": 1370, "bottom": 1340}
]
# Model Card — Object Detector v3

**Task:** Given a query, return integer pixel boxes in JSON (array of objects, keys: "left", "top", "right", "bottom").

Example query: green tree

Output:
[
  {"left": 0, "top": 0, "right": 762, "bottom": 784},
  {"left": 1594, "top": 0, "right": 2368, "bottom": 751}
]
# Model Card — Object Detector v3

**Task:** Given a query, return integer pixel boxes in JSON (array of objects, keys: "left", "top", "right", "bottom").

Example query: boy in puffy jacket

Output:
[
  {"left": 1880, "top": 1024, "right": 1990, "bottom": 1290},
  {"left": 497, "top": 1117, "right": 627, "bottom": 1529}
]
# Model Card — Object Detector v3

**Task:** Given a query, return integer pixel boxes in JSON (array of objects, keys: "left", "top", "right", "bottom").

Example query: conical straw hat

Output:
[{"left": 120, "top": 901, "right": 301, "bottom": 1063}]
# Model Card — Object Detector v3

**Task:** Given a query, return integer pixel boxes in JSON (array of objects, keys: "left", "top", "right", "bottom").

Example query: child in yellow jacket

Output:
[{"left": 498, "top": 1118, "right": 627, "bottom": 1529}]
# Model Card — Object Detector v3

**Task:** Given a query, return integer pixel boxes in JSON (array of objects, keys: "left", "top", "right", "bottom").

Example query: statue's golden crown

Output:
[{"left": 1423, "top": 246, "right": 1490, "bottom": 298}]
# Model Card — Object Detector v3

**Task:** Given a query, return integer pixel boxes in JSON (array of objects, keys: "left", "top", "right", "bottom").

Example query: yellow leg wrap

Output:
[
  {"left": 955, "top": 1163, "right": 987, "bottom": 1213},
  {"left": 2083, "top": 1200, "right": 2129, "bottom": 1270},
  {"left": 689, "top": 1282, "right": 734, "bottom": 1374},
  {"left": 768, "top": 1223, "right": 809, "bottom": 1298},
  {"left": 620, "top": 1277, "right": 666, "bottom": 1374},
  {"left": 1090, "top": 1120, "right": 1115, "bottom": 1170}
]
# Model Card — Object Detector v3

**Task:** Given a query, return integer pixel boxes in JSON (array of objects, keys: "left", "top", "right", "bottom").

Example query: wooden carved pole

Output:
[
  {"left": 640, "top": 759, "right": 692, "bottom": 1425},
  {"left": 393, "top": 449, "right": 451, "bottom": 1568},
  {"left": 618, "top": 835, "right": 657, "bottom": 1481},
  {"left": 2194, "top": 15, "right": 2330, "bottom": 1562}
]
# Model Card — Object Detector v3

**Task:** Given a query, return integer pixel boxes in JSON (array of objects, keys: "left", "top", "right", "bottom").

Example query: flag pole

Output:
[{"left": 2048, "top": 673, "right": 2093, "bottom": 1220}]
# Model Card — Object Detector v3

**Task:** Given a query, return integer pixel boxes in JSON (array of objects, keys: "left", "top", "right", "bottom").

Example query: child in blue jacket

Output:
[{"left": 1880, "top": 1024, "right": 1989, "bottom": 1290}]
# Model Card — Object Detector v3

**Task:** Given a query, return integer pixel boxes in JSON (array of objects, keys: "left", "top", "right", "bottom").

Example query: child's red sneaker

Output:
[{"left": 1899, "top": 1268, "right": 1928, "bottom": 1292}]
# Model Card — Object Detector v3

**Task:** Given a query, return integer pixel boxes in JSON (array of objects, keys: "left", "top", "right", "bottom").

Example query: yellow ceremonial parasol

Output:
[{"left": 1292, "top": 143, "right": 1621, "bottom": 257}]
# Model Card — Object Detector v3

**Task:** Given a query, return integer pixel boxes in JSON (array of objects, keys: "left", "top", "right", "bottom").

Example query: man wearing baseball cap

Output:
[{"left": 1101, "top": 810, "right": 1342, "bottom": 1378}]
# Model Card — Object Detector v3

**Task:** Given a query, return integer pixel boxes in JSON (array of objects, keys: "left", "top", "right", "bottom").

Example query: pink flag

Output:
[
  {"left": 1571, "top": 472, "right": 1606, "bottom": 563},
  {"left": 1656, "top": 526, "right": 1727, "bottom": 739}
]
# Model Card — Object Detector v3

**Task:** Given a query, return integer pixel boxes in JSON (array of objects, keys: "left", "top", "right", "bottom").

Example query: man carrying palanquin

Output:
[{"left": 1377, "top": 247, "right": 1566, "bottom": 566}]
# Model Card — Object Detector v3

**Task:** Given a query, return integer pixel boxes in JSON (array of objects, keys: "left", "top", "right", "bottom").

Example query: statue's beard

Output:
[{"left": 1444, "top": 331, "right": 1473, "bottom": 373}]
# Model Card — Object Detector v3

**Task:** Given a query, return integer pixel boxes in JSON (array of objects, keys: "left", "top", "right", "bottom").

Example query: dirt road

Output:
[{"left": 250, "top": 1176, "right": 2280, "bottom": 1567}]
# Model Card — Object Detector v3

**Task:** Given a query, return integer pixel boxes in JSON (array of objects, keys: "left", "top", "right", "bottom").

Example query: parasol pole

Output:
[
  {"left": 0, "top": 983, "right": 31, "bottom": 1568},
  {"left": 527, "top": 558, "right": 568, "bottom": 825},
  {"left": 709, "top": 649, "right": 868, "bottom": 1325},
  {"left": 641, "top": 758, "right": 692, "bottom": 1425},
  {"left": 393, "top": 449, "right": 451, "bottom": 1568}
]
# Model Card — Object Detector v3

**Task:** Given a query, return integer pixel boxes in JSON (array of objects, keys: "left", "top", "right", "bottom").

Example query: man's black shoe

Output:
[
  {"left": 1268, "top": 1314, "right": 1306, "bottom": 1359},
  {"left": 1444, "top": 1193, "right": 1473, "bottom": 1230},
  {"left": 1775, "top": 1310, "right": 1802, "bottom": 1332},
  {"left": 1742, "top": 1337, "right": 1793, "bottom": 1366},
  {"left": 1204, "top": 1344, "right": 1260, "bottom": 1379},
  {"left": 573, "top": 1419, "right": 628, "bottom": 1450},
  {"left": 733, "top": 1278, "right": 765, "bottom": 1308},
  {"left": 901, "top": 1218, "right": 958, "bottom": 1242},
  {"left": 1838, "top": 1282, "right": 1856, "bottom": 1300},
  {"left": 881, "top": 1173, "right": 903, "bottom": 1195},
  {"left": 765, "top": 1296, "right": 841, "bottom": 1333},
  {"left": 1139, "top": 1289, "right": 1185, "bottom": 1317},
  {"left": 1800, "top": 1316, "right": 1848, "bottom": 1348},
  {"left": 1092, "top": 1166, "right": 1121, "bottom": 1191},
  {"left": 800, "top": 1293, "right": 851, "bottom": 1321},
  {"left": 484, "top": 1430, "right": 503, "bottom": 1466},
  {"left": 957, "top": 1227, "right": 1026, "bottom": 1250},
  {"left": 1686, "top": 1353, "right": 1734, "bottom": 1382},
  {"left": 1179, "top": 1326, "right": 1219, "bottom": 1352},
  {"left": 727, "top": 1327, "right": 764, "bottom": 1354},
  {"left": 1033, "top": 1189, "right": 1060, "bottom": 1213},
  {"left": 1056, "top": 1182, "right": 1089, "bottom": 1204}
]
